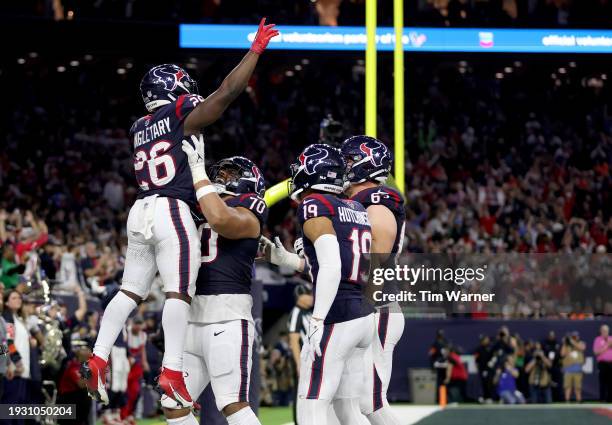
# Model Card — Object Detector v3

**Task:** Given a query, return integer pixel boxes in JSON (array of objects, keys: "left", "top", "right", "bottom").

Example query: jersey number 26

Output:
[{"left": 134, "top": 141, "right": 175, "bottom": 191}]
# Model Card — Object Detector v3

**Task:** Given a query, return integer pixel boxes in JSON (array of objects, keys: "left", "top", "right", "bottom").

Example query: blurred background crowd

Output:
[
  {"left": 0, "top": 1, "right": 611, "bottom": 423},
  {"left": 4, "top": 0, "right": 612, "bottom": 28},
  {"left": 428, "top": 324, "right": 612, "bottom": 405}
]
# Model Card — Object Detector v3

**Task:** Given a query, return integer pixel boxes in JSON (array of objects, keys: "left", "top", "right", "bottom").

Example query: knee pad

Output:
[
  {"left": 166, "top": 412, "right": 198, "bottom": 425},
  {"left": 297, "top": 398, "right": 330, "bottom": 425},
  {"left": 366, "top": 405, "right": 402, "bottom": 425},
  {"left": 333, "top": 398, "right": 365, "bottom": 425}
]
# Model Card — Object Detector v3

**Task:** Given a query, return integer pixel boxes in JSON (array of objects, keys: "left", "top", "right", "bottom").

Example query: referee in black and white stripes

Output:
[{"left": 287, "top": 283, "right": 313, "bottom": 425}]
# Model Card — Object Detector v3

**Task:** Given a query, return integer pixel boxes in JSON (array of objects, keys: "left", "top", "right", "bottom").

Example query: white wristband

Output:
[
  {"left": 191, "top": 165, "right": 209, "bottom": 185},
  {"left": 196, "top": 185, "right": 217, "bottom": 200}
]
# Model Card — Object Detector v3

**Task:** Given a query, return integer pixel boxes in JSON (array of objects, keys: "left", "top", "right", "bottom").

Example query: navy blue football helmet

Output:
[
  {"left": 340, "top": 135, "right": 392, "bottom": 184},
  {"left": 140, "top": 64, "right": 198, "bottom": 112},
  {"left": 210, "top": 156, "right": 266, "bottom": 197},
  {"left": 289, "top": 144, "right": 346, "bottom": 201}
]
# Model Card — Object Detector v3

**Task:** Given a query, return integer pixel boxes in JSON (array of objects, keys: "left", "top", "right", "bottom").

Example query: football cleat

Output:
[
  {"left": 156, "top": 367, "right": 193, "bottom": 409},
  {"left": 80, "top": 354, "right": 109, "bottom": 405}
]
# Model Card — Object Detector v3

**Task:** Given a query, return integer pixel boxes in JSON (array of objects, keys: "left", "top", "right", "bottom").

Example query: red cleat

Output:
[
  {"left": 157, "top": 367, "right": 193, "bottom": 409},
  {"left": 80, "top": 354, "right": 109, "bottom": 404}
]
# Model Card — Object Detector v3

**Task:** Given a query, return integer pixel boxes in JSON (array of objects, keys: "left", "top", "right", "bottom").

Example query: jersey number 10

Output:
[{"left": 348, "top": 228, "right": 372, "bottom": 282}]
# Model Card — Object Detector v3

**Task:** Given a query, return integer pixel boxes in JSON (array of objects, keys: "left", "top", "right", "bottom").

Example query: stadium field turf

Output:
[
  {"left": 415, "top": 405, "right": 612, "bottom": 425},
  {"left": 131, "top": 407, "right": 293, "bottom": 425},
  {"left": 129, "top": 404, "right": 612, "bottom": 425}
]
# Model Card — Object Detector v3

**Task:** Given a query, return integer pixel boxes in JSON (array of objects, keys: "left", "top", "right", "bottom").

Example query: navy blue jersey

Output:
[
  {"left": 196, "top": 193, "right": 268, "bottom": 295},
  {"left": 351, "top": 185, "right": 406, "bottom": 305},
  {"left": 129, "top": 93, "right": 204, "bottom": 210},
  {"left": 297, "top": 193, "right": 374, "bottom": 324},
  {"left": 350, "top": 185, "right": 406, "bottom": 256}
]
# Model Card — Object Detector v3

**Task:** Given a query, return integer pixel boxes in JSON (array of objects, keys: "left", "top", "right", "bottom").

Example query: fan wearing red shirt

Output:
[
  {"left": 57, "top": 342, "right": 92, "bottom": 425},
  {"left": 444, "top": 346, "right": 468, "bottom": 402}
]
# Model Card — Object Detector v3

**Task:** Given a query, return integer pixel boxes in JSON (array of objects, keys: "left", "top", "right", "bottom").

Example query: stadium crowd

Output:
[
  {"left": 0, "top": 22, "right": 610, "bottom": 423},
  {"left": 430, "top": 323, "right": 612, "bottom": 404},
  {"left": 4, "top": 0, "right": 612, "bottom": 28}
]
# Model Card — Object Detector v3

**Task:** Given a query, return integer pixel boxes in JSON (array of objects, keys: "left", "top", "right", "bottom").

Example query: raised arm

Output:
[{"left": 183, "top": 18, "right": 278, "bottom": 134}]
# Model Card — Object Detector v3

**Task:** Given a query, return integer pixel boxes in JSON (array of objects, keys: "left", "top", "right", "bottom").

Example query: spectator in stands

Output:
[
  {"left": 430, "top": 329, "right": 449, "bottom": 401},
  {"left": 0, "top": 286, "right": 7, "bottom": 400},
  {"left": 122, "top": 316, "right": 149, "bottom": 421},
  {"left": 270, "top": 331, "right": 294, "bottom": 407},
  {"left": 494, "top": 355, "right": 525, "bottom": 404},
  {"left": 57, "top": 340, "right": 93, "bottom": 425},
  {"left": 57, "top": 244, "right": 80, "bottom": 291},
  {"left": 525, "top": 342, "right": 553, "bottom": 403},
  {"left": 474, "top": 335, "right": 493, "bottom": 403},
  {"left": 541, "top": 330, "right": 562, "bottom": 400},
  {"left": 0, "top": 244, "right": 22, "bottom": 290},
  {"left": 14, "top": 211, "right": 48, "bottom": 264},
  {"left": 560, "top": 331, "right": 585, "bottom": 402},
  {"left": 445, "top": 345, "right": 468, "bottom": 402},
  {"left": 1, "top": 290, "right": 31, "bottom": 419},
  {"left": 593, "top": 324, "right": 612, "bottom": 402}
]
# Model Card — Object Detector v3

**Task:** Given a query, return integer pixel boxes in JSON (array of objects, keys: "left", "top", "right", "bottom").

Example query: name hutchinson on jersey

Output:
[
  {"left": 337, "top": 206, "right": 370, "bottom": 225},
  {"left": 133, "top": 117, "right": 171, "bottom": 148}
]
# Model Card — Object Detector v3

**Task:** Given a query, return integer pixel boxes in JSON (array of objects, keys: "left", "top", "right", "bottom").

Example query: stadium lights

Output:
[
  {"left": 504, "top": 67, "right": 513, "bottom": 73},
  {"left": 17, "top": 58, "right": 25, "bottom": 64},
  {"left": 70, "top": 60, "right": 79, "bottom": 67}
]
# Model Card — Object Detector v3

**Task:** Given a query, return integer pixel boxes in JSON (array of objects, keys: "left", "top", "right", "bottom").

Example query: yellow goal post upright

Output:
[{"left": 264, "top": 0, "right": 406, "bottom": 206}]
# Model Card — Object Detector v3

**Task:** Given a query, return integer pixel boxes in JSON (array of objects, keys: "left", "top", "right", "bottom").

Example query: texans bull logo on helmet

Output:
[
  {"left": 251, "top": 165, "right": 265, "bottom": 195},
  {"left": 298, "top": 146, "right": 329, "bottom": 175},
  {"left": 152, "top": 67, "right": 192, "bottom": 93},
  {"left": 359, "top": 141, "right": 390, "bottom": 167}
]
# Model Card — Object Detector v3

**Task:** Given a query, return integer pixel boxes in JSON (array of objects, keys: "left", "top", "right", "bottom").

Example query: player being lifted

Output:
[
  {"left": 82, "top": 19, "right": 278, "bottom": 408},
  {"left": 170, "top": 134, "right": 267, "bottom": 425},
  {"left": 278, "top": 144, "right": 375, "bottom": 425},
  {"left": 341, "top": 136, "right": 405, "bottom": 425}
]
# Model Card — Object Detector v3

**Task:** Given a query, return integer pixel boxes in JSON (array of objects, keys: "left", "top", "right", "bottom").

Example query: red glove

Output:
[{"left": 250, "top": 17, "right": 279, "bottom": 55}]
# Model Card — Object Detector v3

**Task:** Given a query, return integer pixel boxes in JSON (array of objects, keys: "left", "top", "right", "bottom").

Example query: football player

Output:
[
  {"left": 163, "top": 134, "right": 267, "bottom": 425},
  {"left": 341, "top": 135, "right": 405, "bottom": 425},
  {"left": 288, "top": 144, "right": 375, "bottom": 425},
  {"left": 82, "top": 19, "right": 278, "bottom": 408}
]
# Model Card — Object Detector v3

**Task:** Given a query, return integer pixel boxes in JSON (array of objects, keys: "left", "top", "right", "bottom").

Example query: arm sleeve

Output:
[{"left": 311, "top": 234, "right": 342, "bottom": 321}]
